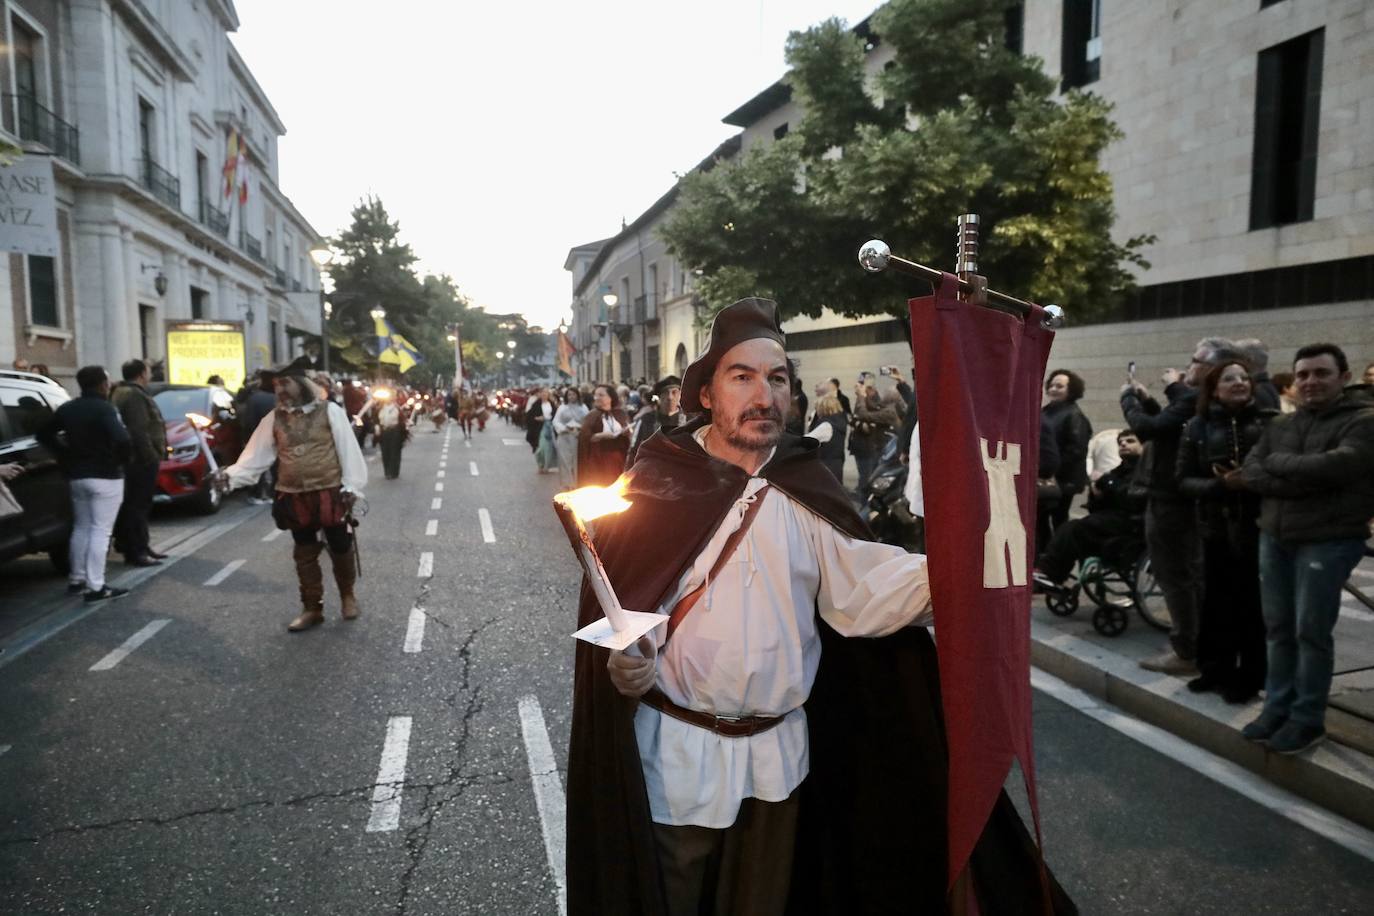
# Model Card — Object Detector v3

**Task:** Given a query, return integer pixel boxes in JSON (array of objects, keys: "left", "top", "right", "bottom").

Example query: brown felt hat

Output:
[{"left": 680, "top": 298, "right": 786, "bottom": 413}]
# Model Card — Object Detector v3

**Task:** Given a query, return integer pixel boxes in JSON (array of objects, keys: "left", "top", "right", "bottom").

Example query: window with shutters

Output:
[{"left": 1250, "top": 29, "right": 1324, "bottom": 230}]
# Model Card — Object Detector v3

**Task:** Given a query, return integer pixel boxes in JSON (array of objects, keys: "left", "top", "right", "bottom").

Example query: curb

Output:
[{"left": 1031, "top": 618, "right": 1374, "bottom": 832}]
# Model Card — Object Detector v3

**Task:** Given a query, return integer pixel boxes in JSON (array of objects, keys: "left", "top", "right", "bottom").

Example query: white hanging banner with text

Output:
[{"left": 0, "top": 155, "right": 59, "bottom": 258}]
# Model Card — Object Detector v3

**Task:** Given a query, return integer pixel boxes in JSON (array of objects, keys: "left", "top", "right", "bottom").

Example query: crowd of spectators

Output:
[{"left": 1032, "top": 338, "right": 1374, "bottom": 756}]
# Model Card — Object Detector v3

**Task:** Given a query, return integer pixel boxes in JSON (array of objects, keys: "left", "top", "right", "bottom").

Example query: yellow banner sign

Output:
[{"left": 165, "top": 323, "right": 246, "bottom": 392}]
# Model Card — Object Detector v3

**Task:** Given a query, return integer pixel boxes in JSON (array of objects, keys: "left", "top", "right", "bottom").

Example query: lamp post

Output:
[
  {"left": 596, "top": 287, "right": 620, "bottom": 381},
  {"left": 309, "top": 243, "right": 333, "bottom": 371}
]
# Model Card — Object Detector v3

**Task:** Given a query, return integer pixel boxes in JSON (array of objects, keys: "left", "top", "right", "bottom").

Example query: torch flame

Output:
[{"left": 554, "top": 476, "right": 633, "bottom": 522}]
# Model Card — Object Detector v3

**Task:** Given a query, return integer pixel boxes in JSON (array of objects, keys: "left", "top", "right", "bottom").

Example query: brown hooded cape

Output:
[{"left": 567, "top": 418, "right": 1076, "bottom": 915}]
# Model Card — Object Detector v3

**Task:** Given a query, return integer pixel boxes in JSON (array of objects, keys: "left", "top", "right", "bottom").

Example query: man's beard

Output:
[{"left": 722, "top": 406, "right": 783, "bottom": 452}]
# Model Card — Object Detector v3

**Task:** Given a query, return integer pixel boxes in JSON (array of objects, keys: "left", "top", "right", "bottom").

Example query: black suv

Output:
[{"left": 0, "top": 371, "right": 73, "bottom": 572}]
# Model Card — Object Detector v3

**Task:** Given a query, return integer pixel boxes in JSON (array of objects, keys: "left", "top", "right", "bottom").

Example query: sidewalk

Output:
[{"left": 1031, "top": 558, "right": 1374, "bottom": 832}]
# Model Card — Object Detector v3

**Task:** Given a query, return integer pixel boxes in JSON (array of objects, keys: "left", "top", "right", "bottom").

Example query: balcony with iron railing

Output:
[
  {"left": 633, "top": 293, "right": 659, "bottom": 325},
  {"left": 198, "top": 198, "right": 229, "bottom": 238},
  {"left": 240, "top": 229, "right": 262, "bottom": 262},
  {"left": 137, "top": 158, "right": 180, "bottom": 210},
  {"left": 3, "top": 94, "right": 80, "bottom": 165}
]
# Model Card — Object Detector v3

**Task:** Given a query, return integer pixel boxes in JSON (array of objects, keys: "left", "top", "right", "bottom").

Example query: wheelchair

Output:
[{"left": 1042, "top": 536, "right": 1171, "bottom": 637}]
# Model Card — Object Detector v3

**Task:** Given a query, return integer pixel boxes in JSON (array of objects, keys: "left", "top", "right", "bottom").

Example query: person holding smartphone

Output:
[{"left": 1175, "top": 359, "right": 1275, "bottom": 704}]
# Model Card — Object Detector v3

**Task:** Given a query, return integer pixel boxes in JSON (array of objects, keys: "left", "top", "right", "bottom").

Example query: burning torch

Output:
[{"left": 552, "top": 477, "right": 666, "bottom": 651}]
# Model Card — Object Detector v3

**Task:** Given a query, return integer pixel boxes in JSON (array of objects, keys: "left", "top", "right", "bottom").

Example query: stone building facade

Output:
[{"left": 0, "top": 0, "right": 323, "bottom": 388}]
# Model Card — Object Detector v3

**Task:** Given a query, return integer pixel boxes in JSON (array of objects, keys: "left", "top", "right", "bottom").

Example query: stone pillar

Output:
[
  {"left": 167, "top": 254, "right": 189, "bottom": 320},
  {"left": 96, "top": 229, "right": 130, "bottom": 369},
  {"left": 215, "top": 272, "right": 231, "bottom": 321},
  {"left": 120, "top": 229, "right": 145, "bottom": 363}
]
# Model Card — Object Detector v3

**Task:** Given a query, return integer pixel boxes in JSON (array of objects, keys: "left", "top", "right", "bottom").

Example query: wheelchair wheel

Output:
[
  {"left": 1045, "top": 585, "right": 1080, "bottom": 617},
  {"left": 1093, "top": 602, "right": 1129, "bottom": 637},
  {"left": 1131, "top": 555, "right": 1172, "bottom": 632}
]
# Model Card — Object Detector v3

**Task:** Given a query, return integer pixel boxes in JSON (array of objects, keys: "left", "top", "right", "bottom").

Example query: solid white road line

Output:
[
  {"left": 431, "top": 497, "right": 442, "bottom": 510},
  {"left": 1031, "top": 668, "right": 1374, "bottom": 863},
  {"left": 261, "top": 528, "right": 285, "bottom": 542},
  {"left": 469, "top": 461, "right": 479, "bottom": 476},
  {"left": 435, "top": 482, "right": 444, "bottom": 492},
  {"left": 478, "top": 508, "right": 496, "bottom": 543},
  {"left": 404, "top": 607, "right": 426, "bottom": 654},
  {"left": 365, "top": 716, "right": 414, "bottom": 833},
  {"left": 518, "top": 696, "right": 568, "bottom": 916},
  {"left": 417, "top": 552, "right": 434, "bottom": 578},
  {"left": 90, "top": 619, "right": 172, "bottom": 672},
  {"left": 203, "top": 559, "right": 247, "bottom": 587},
  {"left": 425, "top": 519, "right": 439, "bottom": 536}
]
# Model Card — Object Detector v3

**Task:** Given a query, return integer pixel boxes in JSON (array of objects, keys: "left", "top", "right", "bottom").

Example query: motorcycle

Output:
[{"left": 864, "top": 433, "right": 924, "bottom": 553}]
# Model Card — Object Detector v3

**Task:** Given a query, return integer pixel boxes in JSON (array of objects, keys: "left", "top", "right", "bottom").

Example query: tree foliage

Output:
[
  {"left": 661, "top": 0, "right": 1150, "bottom": 323},
  {"left": 326, "top": 196, "right": 545, "bottom": 385}
]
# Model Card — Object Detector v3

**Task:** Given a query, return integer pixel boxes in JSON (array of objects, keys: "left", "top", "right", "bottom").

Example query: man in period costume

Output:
[
  {"left": 568, "top": 299, "right": 1073, "bottom": 915},
  {"left": 218, "top": 371, "right": 367, "bottom": 631},
  {"left": 626, "top": 374, "right": 687, "bottom": 468}
]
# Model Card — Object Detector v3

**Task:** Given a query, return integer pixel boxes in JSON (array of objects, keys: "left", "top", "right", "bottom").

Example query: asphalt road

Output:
[{"left": 1, "top": 422, "right": 1371, "bottom": 914}]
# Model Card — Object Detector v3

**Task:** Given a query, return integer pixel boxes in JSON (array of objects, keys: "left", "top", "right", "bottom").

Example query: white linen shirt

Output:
[
  {"left": 223, "top": 400, "right": 368, "bottom": 495},
  {"left": 633, "top": 431, "right": 933, "bottom": 828}
]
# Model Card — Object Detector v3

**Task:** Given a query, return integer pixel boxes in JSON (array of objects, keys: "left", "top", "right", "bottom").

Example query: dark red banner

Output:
[{"left": 909, "top": 274, "right": 1053, "bottom": 888}]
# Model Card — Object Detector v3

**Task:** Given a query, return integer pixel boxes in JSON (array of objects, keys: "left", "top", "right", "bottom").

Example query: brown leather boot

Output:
[
  {"left": 289, "top": 542, "right": 326, "bottom": 631},
  {"left": 328, "top": 544, "right": 361, "bottom": 620}
]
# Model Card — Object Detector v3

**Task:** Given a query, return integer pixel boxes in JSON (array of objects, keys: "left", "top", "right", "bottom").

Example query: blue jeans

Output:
[{"left": 1258, "top": 533, "right": 1366, "bottom": 727}]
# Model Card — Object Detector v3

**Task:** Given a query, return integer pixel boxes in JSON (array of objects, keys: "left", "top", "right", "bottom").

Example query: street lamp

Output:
[{"left": 309, "top": 243, "right": 334, "bottom": 371}]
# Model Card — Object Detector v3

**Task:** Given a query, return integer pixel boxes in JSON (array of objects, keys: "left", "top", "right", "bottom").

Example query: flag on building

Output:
[
  {"left": 907, "top": 274, "right": 1054, "bottom": 892},
  {"left": 373, "top": 313, "right": 424, "bottom": 374},
  {"left": 222, "top": 129, "right": 241, "bottom": 201},
  {"left": 557, "top": 329, "right": 575, "bottom": 377}
]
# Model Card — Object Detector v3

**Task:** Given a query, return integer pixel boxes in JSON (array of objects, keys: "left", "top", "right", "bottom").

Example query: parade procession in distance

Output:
[{"left": 2, "top": 2, "right": 1374, "bottom": 914}]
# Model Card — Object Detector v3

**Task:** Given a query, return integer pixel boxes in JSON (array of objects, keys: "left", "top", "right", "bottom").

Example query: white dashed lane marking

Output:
[
  {"left": 479, "top": 509, "right": 496, "bottom": 544},
  {"left": 203, "top": 559, "right": 246, "bottom": 587},
  {"left": 431, "top": 497, "right": 442, "bottom": 510},
  {"left": 90, "top": 619, "right": 172, "bottom": 672},
  {"left": 435, "top": 482, "right": 444, "bottom": 492},
  {"left": 470, "top": 462, "right": 479, "bottom": 477},
  {"left": 518, "top": 695, "right": 568, "bottom": 916},
  {"left": 261, "top": 528, "right": 284, "bottom": 542},
  {"left": 417, "top": 552, "right": 434, "bottom": 578},
  {"left": 425, "top": 520, "right": 438, "bottom": 536},
  {"left": 404, "top": 608, "right": 426, "bottom": 654},
  {"left": 365, "top": 716, "right": 413, "bottom": 833}
]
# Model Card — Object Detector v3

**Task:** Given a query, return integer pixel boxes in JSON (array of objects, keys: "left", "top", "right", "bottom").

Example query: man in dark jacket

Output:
[
  {"left": 849, "top": 378, "right": 901, "bottom": 501},
  {"left": 242, "top": 369, "right": 278, "bottom": 502},
  {"left": 37, "top": 365, "right": 132, "bottom": 602},
  {"left": 110, "top": 359, "right": 167, "bottom": 567},
  {"left": 1120, "top": 337, "right": 1243, "bottom": 674},
  {"left": 1239, "top": 343, "right": 1374, "bottom": 755},
  {"left": 1034, "top": 430, "right": 1146, "bottom": 587}
]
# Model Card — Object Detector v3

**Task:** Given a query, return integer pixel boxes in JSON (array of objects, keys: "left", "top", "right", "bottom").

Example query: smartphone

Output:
[{"left": 1127, "top": 361, "right": 1137, "bottom": 384}]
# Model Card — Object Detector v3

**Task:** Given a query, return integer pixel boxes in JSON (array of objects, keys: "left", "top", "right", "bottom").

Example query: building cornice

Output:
[
  {"left": 227, "top": 42, "right": 288, "bottom": 135},
  {"left": 257, "top": 176, "right": 323, "bottom": 244},
  {"left": 111, "top": 0, "right": 198, "bottom": 82}
]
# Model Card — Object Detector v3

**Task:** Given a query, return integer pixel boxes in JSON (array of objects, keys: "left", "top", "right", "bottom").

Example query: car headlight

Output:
[{"left": 168, "top": 442, "right": 199, "bottom": 462}]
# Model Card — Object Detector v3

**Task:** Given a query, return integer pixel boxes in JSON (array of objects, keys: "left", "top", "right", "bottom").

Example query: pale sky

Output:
[{"left": 230, "top": 0, "right": 879, "bottom": 331}]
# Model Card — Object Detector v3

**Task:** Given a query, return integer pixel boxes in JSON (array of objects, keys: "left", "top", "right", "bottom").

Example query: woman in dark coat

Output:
[
  {"left": 1038, "top": 369, "right": 1092, "bottom": 548},
  {"left": 576, "top": 384, "right": 631, "bottom": 487},
  {"left": 1176, "top": 359, "right": 1275, "bottom": 703},
  {"left": 807, "top": 394, "right": 848, "bottom": 483}
]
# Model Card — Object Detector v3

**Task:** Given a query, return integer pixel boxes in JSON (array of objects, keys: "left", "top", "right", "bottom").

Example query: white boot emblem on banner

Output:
[{"left": 980, "top": 438, "right": 1027, "bottom": 589}]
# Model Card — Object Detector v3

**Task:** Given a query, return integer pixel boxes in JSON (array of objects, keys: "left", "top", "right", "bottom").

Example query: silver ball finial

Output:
[
  {"left": 858, "top": 239, "right": 891, "bottom": 273},
  {"left": 1041, "top": 304, "right": 1065, "bottom": 330}
]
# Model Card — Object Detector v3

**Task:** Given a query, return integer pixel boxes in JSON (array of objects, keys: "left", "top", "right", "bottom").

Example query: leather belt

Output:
[{"left": 640, "top": 688, "right": 785, "bottom": 739}]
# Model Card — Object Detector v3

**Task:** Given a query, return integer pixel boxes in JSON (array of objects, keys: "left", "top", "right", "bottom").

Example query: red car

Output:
[{"left": 149, "top": 384, "right": 246, "bottom": 514}]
